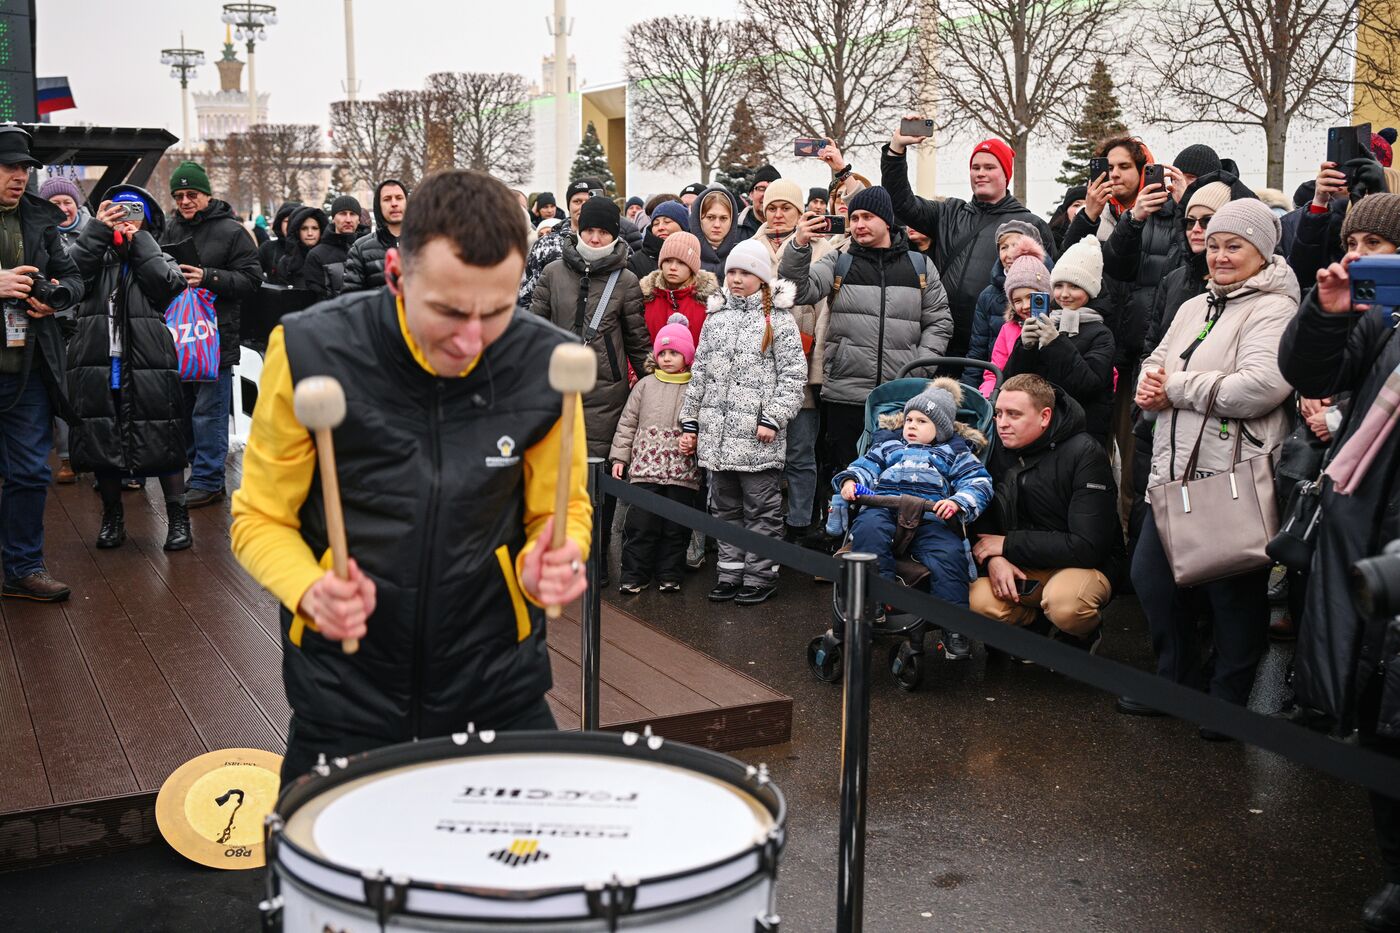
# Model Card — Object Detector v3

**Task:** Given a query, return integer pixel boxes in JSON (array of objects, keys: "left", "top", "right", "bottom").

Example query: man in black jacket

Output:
[
  {"left": 0, "top": 126, "right": 85, "bottom": 602},
  {"left": 343, "top": 179, "right": 407, "bottom": 293},
  {"left": 969, "top": 374, "right": 1124, "bottom": 650},
  {"left": 163, "top": 160, "right": 263, "bottom": 507},
  {"left": 882, "top": 125, "right": 1055, "bottom": 361},
  {"left": 303, "top": 195, "right": 369, "bottom": 299}
]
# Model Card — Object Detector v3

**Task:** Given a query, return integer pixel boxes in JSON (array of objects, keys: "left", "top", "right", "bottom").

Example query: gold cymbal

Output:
[{"left": 155, "top": 748, "right": 283, "bottom": 870}]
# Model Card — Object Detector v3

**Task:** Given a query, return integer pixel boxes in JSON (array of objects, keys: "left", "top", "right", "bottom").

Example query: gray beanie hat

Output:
[
  {"left": 1205, "top": 198, "right": 1279, "bottom": 262},
  {"left": 904, "top": 379, "right": 961, "bottom": 444},
  {"left": 995, "top": 219, "right": 1043, "bottom": 246}
]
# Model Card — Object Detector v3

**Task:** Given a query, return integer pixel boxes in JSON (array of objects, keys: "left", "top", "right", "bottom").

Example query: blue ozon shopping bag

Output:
[{"left": 164, "top": 286, "right": 219, "bottom": 382}]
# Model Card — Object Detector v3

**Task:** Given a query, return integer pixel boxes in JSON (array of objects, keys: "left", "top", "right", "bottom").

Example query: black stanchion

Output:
[
  {"left": 837, "top": 551, "right": 876, "bottom": 933},
  {"left": 581, "top": 458, "right": 605, "bottom": 732}
]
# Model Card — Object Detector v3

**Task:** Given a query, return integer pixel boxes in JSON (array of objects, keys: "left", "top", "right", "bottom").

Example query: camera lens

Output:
[{"left": 1352, "top": 540, "right": 1400, "bottom": 618}]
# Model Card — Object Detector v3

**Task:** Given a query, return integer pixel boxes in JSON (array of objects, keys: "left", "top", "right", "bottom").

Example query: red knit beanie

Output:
[{"left": 971, "top": 139, "right": 1015, "bottom": 181}]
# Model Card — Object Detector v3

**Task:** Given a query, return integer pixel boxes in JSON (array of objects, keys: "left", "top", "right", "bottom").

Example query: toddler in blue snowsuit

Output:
[{"left": 833, "top": 378, "right": 993, "bottom": 606}]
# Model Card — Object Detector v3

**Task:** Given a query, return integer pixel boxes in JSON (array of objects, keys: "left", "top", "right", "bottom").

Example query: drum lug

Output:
[
  {"left": 361, "top": 869, "right": 410, "bottom": 931},
  {"left": 258, "top": 895, "right": 284, "bottom": 933},
  {"left": 313, "top": 753, "right": 331, "bottom": 777},
  {"left": 585, "top": 874, "right": 638, "bottom": 932},
  {"left": 754, "top": 912, "right": 782, "bottom": 932},
  {"left": 263, "top": 813, "right": 284, "bottom": 908}
]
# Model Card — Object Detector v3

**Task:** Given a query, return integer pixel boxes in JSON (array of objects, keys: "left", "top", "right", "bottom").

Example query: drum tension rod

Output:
[
  {"left": 260, "top": 812, "right": 284, "bottom": 932},
  {"left": 362, "top": 869, "right": 410, "bottom": 931},
  {"left": 586, "top": 874, "right": 638, "bottom": 932}
]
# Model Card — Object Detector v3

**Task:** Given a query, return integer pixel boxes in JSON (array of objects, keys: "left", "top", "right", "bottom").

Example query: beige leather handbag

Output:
[{"left": 1150, "top": 378, "right": 1280, "bottom": 587}]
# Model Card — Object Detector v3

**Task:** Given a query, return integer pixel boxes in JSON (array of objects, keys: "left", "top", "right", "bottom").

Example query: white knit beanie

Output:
[
  {"left": 725, "top": 238, "right": 773, "bottom": 282},
  {"left": 1051, "top": 237, "right": 1103, "bottom": 298}
]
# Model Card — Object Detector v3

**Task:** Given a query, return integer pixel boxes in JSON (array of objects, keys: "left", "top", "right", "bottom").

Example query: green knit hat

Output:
[{"left": 170, "top": 160, "right": 211, "bottom": 196}]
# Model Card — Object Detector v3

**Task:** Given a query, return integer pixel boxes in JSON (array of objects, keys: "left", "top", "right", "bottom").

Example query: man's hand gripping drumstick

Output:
[
  {"left": 521, "top": 343, "right": 595, "bottom": 616},
  {"left": 293, "top": 376, "right": 372, "bottom": 653}
]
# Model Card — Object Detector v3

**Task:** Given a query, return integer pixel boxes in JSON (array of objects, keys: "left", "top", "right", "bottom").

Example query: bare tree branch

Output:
[
  {"left": 330, "top": 99, "right": 402, "bottom": 190},
  {"left": 922, "top": 0, "right": 1124, "bottom": 202},
  {"left": 741, "top": 0, "right": 919, "bottom": 150},
  {"left": 624, "top": 16, "right": 750, "bottom": 180},
  {"left": 424, "top": 71, "right": 535, "bottom": 184}
]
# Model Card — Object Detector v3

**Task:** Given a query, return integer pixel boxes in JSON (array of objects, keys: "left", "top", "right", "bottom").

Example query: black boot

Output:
[
  {"left": 96, "top": 501, "right": 126, "bottom": 549},
  {"left": 164, "top": 497, "right": 192, "bottom": 551}
]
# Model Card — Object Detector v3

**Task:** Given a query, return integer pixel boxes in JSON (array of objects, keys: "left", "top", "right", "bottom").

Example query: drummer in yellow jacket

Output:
[{"left": 231, "top": 171, "right": 592, "bottom": 784}]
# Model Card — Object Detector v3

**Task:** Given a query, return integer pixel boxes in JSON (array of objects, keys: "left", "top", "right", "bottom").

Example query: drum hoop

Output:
[{"left": 270, "top": 730, "right": 786, "bottom": 920}]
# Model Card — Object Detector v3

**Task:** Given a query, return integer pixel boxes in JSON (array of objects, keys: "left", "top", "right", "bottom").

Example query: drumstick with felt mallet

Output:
[
  {"left": 545, "top": 344, "right": 597, "bottom": 619},
  {"left": 293, "top": 375, "right": 359, "bottom": 655}
]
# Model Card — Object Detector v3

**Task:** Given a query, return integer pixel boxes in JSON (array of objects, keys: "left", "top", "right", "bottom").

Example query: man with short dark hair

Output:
[
  {"left": 343, "top": 180, "right": 408, "bottom": 293},
  {"left": 678, "top": 182, "right": 705, "bottom": 208},
  {"left": 0, "top": 126, "right": 84, "bottom": 602},
  {"left": 969, "top": 374, "right": 1123, "bottom": 651},
  {"left": 162, "top": 160, "right": 263, "bottom": 508},
  {"left": 737, "top": 164, "right": 781, "bottom": 239},
  {"left": 232, "top": 169, "right": 592, "bottom": 783},
  {"left": 806, "top": 187, "right": 828, "bottom": 215},
  {"left": 303, "top": 194, "right": 369, "bottom": 299}
]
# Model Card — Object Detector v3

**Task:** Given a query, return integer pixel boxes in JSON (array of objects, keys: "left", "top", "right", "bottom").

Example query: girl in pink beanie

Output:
[
  {"left": 609, "top": 314, "right": 701, "bottom": 594},
  {"left": 981, "top": 238, "right": 1050, "bottom": 397}
]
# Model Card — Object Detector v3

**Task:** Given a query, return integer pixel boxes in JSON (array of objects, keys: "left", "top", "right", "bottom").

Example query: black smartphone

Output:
[
  {"left": 899, "top": 117, "right": 935, "bottom": 138},
  {"left": 1016, "top": 578, "right": 1041, "bottom": 597},
  {"left": 1327, "top": 122, "right": 1370, "bottom": 168},
  {"left": 820, "top": 214, "right": 846, "bottom": 235},
  {"left": 1089, "top": 156, "right": 1110, "bottom": 183},
  {"left": 1143, "top": 163, "right": 1167, "bottom": 191},
  {"left": 1030, "top": 292, "right": 1050, "bottom": 317},
  {"left": 794, "top": 138, "right": 827, "bottom": 158},
  {"left": 1349, "top": 255, "right": 1400, "bottom": 307}
]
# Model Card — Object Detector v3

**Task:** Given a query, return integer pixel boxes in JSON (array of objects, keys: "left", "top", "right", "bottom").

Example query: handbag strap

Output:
[
  {"left": 583, "top": 269, "right": 622, "bottom": 343},
  {"left": 1180, "top": 375, "right": 1227, "bottom": 483}
]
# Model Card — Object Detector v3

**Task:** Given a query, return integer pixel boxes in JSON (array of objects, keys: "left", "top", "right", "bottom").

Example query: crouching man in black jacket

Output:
[{"left": 969, "top": 373, "right": 1125, "bottom": 651}]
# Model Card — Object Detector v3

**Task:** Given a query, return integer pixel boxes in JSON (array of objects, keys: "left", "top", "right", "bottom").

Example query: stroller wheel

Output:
[
  {"left": 808, "top": 634, "right": 843, "bottom": 684},
  {"left": 889, "top": 641, "right": 925, "bottom": 692}
]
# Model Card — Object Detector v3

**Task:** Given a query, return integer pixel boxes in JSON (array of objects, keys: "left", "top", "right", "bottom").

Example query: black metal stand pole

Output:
[
  {"left": 581, "top": 458, "right": 605, "bottom": 731},
  {"left": 837, "top": 551, "right": 875, "bottom": 933}
]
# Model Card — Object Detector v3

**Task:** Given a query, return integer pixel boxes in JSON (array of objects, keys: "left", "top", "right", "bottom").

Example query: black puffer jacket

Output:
[
  {"left": 304, "top": 221, "right": 369, "bottom": 300},
  {"left": 974, "top": 389, "right": 1126, "bottom": 585},
  {"left": 258, "top": 200, "right": 301, "bottom": 283},
  {"left": 627, "top": 227, "right": 663, "bottom": 278},
  {"left": 882, "top": 144, "right": 1056, "bottom": 358},
  {"left": 1097, "top": 198, "right": 1182, "bottom": 361},
  {"left": 278, "top": 289, "right": 578, "bottom": 742},
  {"left": 343, "top": 179, "right": 407, "bottom": 293},
  {"left": 9, "top": 193, "right": 85, "bottom": 421},
  {"left": 1003, "top": 314, "right": 1117, "bottom": 440},
  {"left": 66, "top": 188, "right": 188, "bottom": 475},
  {"left": 162, "top": 198, "right": 262, "bottom": 371},
  {"left": 1279, "top": 290, "right": 1400, "bottom": 739},
  {"left": 1141, "top": 250, "right": 1209, "bottom": 360},
  {"left": 276, "top": 206, "right": 329, "bottom": 295}
]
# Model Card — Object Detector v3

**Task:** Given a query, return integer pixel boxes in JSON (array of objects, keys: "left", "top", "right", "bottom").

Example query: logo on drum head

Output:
[{"left": 489, "top": 838, "right": 549, "bottom": 868}]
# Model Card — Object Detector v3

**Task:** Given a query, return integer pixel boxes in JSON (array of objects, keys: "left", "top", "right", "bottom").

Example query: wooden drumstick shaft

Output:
[
  {"left": 314, "top": 427, "right": 358, "bottom": 654},
  {"left": 545, "top": 391, "right": 578, "bottom": 620}
]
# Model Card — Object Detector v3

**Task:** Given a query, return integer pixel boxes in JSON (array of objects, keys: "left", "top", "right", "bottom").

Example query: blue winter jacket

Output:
[{"left": 834, "top": 438, "right": 994, "bottom": 521}]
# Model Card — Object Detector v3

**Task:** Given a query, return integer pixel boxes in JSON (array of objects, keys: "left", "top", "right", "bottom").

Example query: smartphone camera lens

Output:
[{"left": 1356, "top": 281, "right": 1376, "bottom": 302}]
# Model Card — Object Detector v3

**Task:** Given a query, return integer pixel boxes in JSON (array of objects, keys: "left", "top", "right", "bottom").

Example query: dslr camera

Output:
[{"left": 26, "top": 272, "right": 73, "bottom": 311}]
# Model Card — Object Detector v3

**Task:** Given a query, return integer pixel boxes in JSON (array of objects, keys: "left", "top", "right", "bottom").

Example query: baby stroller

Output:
[{"left": 807, "top": 356, "right": 1002, "bottom": 691}]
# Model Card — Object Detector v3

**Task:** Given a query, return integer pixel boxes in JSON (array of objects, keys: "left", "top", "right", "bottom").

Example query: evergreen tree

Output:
[
  {"left": 1056, "top": 59, "right": 1128, "bottom": 188},
  {"left": 712, "top": 99, "right": 766, "bottom": 197},
  {"left": 570, "top": 122, "right": 617, "bottom": 196},
  {"left": 322, "top": 165, "right": 351, "bottom": 214}
]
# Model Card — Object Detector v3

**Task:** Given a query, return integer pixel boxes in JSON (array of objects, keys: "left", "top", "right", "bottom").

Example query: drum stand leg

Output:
[
  {"left": 837, "top": 552, "right": 875, "bottom": 933},
  {"left": 581, "top": 457, "right": 605, "bottom": 731}
]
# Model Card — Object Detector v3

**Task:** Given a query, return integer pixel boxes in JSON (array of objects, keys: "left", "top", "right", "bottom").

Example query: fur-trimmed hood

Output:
[
  {"left": 706, "top": 278, "right": 797, "bottom": 313},
  {"left": 640, "top": 267, "right": 720, "bottom": 302},
  {"left": 878, "top": 377, "right": 989, "bottom": 453}
]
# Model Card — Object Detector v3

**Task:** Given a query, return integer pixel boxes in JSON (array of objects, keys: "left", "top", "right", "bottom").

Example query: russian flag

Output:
[{"left": 36, "top": 77, "right": 76, "bottom": 116}]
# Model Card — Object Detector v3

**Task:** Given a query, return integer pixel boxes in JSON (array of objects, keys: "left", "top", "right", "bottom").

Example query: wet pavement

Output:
[{"left": 0, "top": 556, "right": 1380, "bottom": 932}]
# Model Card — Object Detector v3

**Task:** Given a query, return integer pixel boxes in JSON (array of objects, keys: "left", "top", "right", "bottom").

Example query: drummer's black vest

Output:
[{"left": 281, "top": 289, "right": 573, "bottom": 742}]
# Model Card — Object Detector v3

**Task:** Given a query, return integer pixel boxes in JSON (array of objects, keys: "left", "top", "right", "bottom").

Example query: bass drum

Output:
[{"left": 264, "top": 729, "right": 785, "bottom": 931}]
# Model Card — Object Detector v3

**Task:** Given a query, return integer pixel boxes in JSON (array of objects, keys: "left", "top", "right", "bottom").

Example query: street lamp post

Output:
[
  {"left": 221, "top": 2, "right": 277, "bottom": 134},
  {"left": 160, "top": 33, "right": 205, "bottom": 147}
]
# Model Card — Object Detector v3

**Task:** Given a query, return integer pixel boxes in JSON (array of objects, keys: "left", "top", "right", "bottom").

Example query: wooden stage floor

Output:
[{"left": 0, "top": 464, "right": 790, "bottom": 870}]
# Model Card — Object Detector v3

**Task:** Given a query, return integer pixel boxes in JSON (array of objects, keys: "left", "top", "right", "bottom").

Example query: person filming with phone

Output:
[{"left": 969, "top": 374, "right": 1123, "bottom": 654}]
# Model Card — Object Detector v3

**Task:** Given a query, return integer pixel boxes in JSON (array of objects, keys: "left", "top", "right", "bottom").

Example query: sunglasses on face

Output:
[
  {"left": 1184, "top": 215, "right": 1214, "bottom": 230},
  {"left": 172, "top": 192, "right": 201, "bottom": 202}
]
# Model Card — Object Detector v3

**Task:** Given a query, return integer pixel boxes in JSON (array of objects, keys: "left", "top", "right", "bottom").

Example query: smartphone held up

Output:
[
  {"left": 899, "top": 117, "right": 935, "bottom": 139},
  {"left": 794, "top": 137, "right": 828, "bottom": 158}
]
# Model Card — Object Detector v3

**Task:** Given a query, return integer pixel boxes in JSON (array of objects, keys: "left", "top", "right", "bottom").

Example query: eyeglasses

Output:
[
  {"left": 172, "top": 191, "right": 202, "bottom": 202},
  {"left": 1184, "top": 215, "right": 1213, "bottom": 230}
]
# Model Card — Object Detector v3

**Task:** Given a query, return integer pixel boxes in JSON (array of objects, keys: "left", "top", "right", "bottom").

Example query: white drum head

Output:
[{"left": 283, "top": 752, "right": 775, "bottom": 890}]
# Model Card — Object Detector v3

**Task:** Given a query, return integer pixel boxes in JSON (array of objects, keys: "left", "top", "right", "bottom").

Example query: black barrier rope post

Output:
[
  {"left": 837, "top": 551, "right": 876, "bottom": 933},
  {"left": 581, "top": 458, "right": 605, "bottom": 732}
]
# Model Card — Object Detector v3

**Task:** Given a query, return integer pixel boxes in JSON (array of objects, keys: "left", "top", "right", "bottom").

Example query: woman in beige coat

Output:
[{"left": 1124, "top": 198, "right": 1299, "bottom": 726}]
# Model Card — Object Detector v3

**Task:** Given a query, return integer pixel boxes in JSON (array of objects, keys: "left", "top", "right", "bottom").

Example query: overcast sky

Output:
[{"left": 37, "top": 0, "right": 742, "bottom": 137}]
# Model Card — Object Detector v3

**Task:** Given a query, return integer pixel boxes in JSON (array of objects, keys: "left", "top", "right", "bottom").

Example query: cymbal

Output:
[{"left": 155, "top": 747, "right": 283, "bottom": 870}]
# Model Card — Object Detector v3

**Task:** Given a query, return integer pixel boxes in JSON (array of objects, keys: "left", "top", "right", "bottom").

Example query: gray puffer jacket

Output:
[
  {"left": 779, "top": 226, "right": 953, "bottom": 405},
  {"left": 528, "top": 235, "right": 650, "bottom": 458},
  {"left": 680, "top": 282, "right": 807, "bottom": 473}
]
